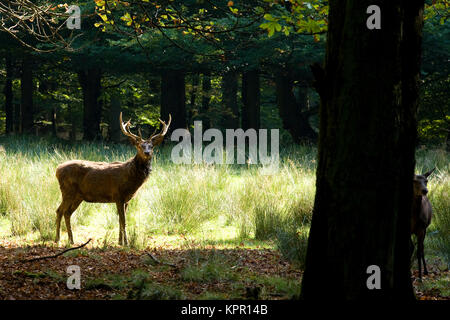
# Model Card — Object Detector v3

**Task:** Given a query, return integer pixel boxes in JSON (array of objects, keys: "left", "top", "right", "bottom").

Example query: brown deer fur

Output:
[
  {"left": 411, "top": 168, "right": 434, "bottom": 279},
  {"left": 55, "top": 113, "right": 171, "bottom": 245}
]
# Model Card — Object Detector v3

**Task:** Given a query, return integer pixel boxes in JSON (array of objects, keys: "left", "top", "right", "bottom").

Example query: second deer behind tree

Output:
[
  {"left": 55, "top": 113, "right": 171, "bottom": 245},
  {"left": 411, "top": 168, "right": 434, "bottom": 280}
]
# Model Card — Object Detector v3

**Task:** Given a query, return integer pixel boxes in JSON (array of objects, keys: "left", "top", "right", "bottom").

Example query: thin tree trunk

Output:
[
  {"left": 275, "top": 71, "right": 317, "bottom": 143},
  {"left": 51, "top": 108, "right": 57, "bottom": 137},
  {"left": 221, "top": 71, "right": 239, "bottom": 129},
  {"left": 3, "top": 54, "right": 13, "bottom": 134},
  {"left": 201, "top": 72, "right": 212, "bottom": 129},
  {"left": 446, "top": 131, "right": 450, "bottom": 152},
  {"left": 69, "top": 103, "right": 76, "bottom": 141},
  {"left": 109, "top": 92, "right": 121, "bottom": 143},
  {"left": 14, "top": 102, "right": 20, "bottom": 133},
  {"left": 241, "top": 70, "right": 260, "bottom": 130},
  {"left": 301, "top": 0, "right": 423, "bottom": 300},
  {"left": 78, "top": 68, "right": 102, "bottom": 141},
  {"left": 161, "top": 70, "right": 186, "bottom": 134},
  {"left": 21, "top": 55, "right": 34, "bottom": 134},
  {"left": 188, "top": 73, "right": 199, "bottom": 124}
]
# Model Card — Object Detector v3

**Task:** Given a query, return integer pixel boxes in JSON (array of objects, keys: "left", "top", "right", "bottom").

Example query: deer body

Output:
[
  {"left": 55, "top": 113, "right": 171, "bottom": 245},
  {"left": 56, "top": 157, "right": 151, "bottom": 204},
  {"left": 411, "top": 168, "right": 434, "bottom": 279}
]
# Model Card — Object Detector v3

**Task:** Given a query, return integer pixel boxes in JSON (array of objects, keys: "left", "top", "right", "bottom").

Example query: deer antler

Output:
[
  {"left": 150, "top": 114, "right": 172, "bottom": 146},
  {"left": 120, "top": 112, "right": 141, "bottom": 141}
]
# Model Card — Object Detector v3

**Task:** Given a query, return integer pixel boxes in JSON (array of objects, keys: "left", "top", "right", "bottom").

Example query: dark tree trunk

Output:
[
  {"left": 221, "top": 71, "right": 239, "bottom": 129},
  {"left": 69, "top": 104, "right": 77, "bottom": 141},
  {"left": 14, "top": 102, "right": 20, "bottom": 133},
  {"left": 51, "top": 108, "right": 57, "bottom": 137},
  {"left": 3, "top": 54, "right": 13, "bottom": 134},
  {"left": 301, "top": 0, "right": 423, "bottom": 300},
  {"left": 109, "top": 92, "right": 122, "bottom": 143},
  {"left": 188, "top": 73, "right": 199, "bottom": 124},
  {"left": 446, "top": 131, "right": 450, "bottom": 152},
  {"left": 78, "top": 68, "right": 102, "bottom": 141},
  {"left": 187, "top": 73, "right": 200, "bottom": 123},
  {"left": 201, "top": 72, "right": 212, "bottom": 129},
  {"left": 242, "top": 70, "right": 260, "bottom": 130},
  {"left": 275, "top": 71, "right": 317, "bottom": 143},
  {"left": 161, "top": 70, "right": 186, "bottom": 134},
  {"left": 21, "top": 56, "right": 34, "bottom": 134}
]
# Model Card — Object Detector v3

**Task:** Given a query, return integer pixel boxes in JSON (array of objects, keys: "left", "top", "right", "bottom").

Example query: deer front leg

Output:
[
  {"left": 421, "top": 234, "right": 429, "bottom": 276},
  {"left": 55, "top": 204, "right": 64, "bottom": 243},
  {"left": 116, "top": 202, "right": 128, "bottom": 246},
  {"left": 417, "top": 232, "right": 425, "bottom": 279},
  {"left": 124, "top": 203, "right": 128, "bottom": 245}
]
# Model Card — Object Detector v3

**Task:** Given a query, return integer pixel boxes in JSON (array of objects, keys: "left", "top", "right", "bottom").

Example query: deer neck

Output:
[
  {"left": 412, "top": 195, "right": 423, "bottom": 215},
  {"left": 131, "top": 154, "right": 152, "bottom": 182}
]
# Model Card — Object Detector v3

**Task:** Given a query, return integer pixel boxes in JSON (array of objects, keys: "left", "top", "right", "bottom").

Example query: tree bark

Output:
[
  {"left": 188, "top": 73, "right": 199, "bottom": 124},
  {"left": 109, "top": 92, "right": 122, "bottom": 143},
  {"left": 447, "top": 131, "right": 450, "bottom": 152},
  {"left": 14, "top": 102, "right": 20, "bottom": 133},
  {"left": 20, "top": 55, "right": 34, "bottom": 134},
  {"left": 78, "top": 68, "right": 102, "bottom": 141},
  {"left": 301, "top": 0, "right": 424, "bottom": 300},
  {"left": 275, "top": 71, "right": 317, "bottom": 143},
  {"left": 69, "top": 103, "right": 77, "bottom": 142},
  {"left": 242, "top": 70, "right": 260, "bottom": 130},
  {"left": 51, "top": 108, "right": 57, "bottom": 137},
  {"left": 201, "top": 72, "right": 212, "bottom": 129},
  {"left": 161, "top": 70, "right": 186, "bottom": 134},
  {"left": 221, "top": 71, "right": 239, "bottom": 129},
  {"left": 3, "top": 54, "right": 13, "bottom": 134}
]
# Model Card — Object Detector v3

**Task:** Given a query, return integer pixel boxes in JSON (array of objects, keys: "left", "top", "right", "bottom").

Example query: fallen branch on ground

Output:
[
  {"left": 19, "top": 239, "right": 92, "bottom": 263},
  {"left": 146, "top": 252, "right": 177, "bottom": 268}
]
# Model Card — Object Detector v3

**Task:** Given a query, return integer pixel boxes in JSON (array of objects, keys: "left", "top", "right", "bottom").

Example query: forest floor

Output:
[
  {"left": 0, "top": 236, "right": 448, "bottom": 300},
  {"left": 0, "top": 236, "right": 302, "bottom": 300}
]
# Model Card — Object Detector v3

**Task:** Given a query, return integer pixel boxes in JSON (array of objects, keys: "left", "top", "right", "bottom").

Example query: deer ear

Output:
[{"left": 423, "top": 168, "right": 435, "bottom": 178}]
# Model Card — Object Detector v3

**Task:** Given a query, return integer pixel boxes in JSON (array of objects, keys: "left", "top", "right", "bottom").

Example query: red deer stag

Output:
[
  {"left": 411, "top": 168, "right": 435, "bottom": 279},
  {"left": 55, "top": 113, "right": 171, "bottom": 245}
]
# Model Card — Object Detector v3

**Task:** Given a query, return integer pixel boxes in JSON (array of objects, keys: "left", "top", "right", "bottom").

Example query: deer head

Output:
[
  {"left": 120, "top": 112, "right": 172, "bottom": 161},
  {"left": 413, "top": 168, "right": 435, "bottom": 197}
]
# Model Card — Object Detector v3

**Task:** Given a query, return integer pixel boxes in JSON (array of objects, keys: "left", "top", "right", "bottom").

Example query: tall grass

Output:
[{"left": 0, "top": 136, "right": 448, "bottom": 267}]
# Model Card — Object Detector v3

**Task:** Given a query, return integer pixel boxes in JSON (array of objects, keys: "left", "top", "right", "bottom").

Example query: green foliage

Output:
[
  {"left": 259, "top": 0, "right": 328, "bottom": 39},
  {"left": 275, "top": 227, "right": 309, "bottom": 269},
  {"left": 424, "top": 0, "right": 450, "bottom": 23},
  {"left": 419, "top": 11, "right": 450, "bottom": 146},
  {"left": 85, "top": 270, "right": 185, "bottom": 299},
  {"left": 258, "top": 275, "right": 302, "bottom": 299},
  {"left": 181, "top": 250, "right": 238, "bottom": 283}
]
